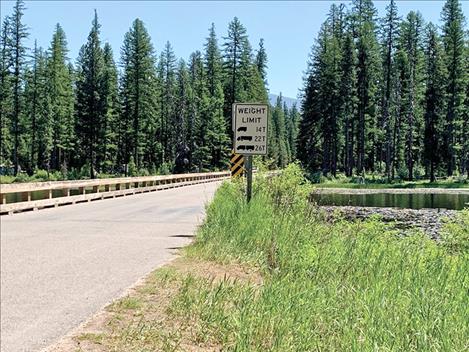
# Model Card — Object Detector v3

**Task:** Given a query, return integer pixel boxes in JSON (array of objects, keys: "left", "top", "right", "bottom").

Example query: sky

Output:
[{"left": 1, "top": 1, "right": 466, "bottom": 99}]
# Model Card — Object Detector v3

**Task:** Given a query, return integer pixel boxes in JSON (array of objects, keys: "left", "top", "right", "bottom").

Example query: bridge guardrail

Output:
[{"left": 0, "top": 171, "right": 230, "bottom": 214}]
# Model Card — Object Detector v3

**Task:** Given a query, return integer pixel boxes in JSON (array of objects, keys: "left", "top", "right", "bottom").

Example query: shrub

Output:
[
  {"left": 127, "top": 157, "right": 137, "bottom": 177},
  {"left": 14, "top": 172, "right": 30, "bottom": 183},
  {"left": 441, "top": 209, "right": 469, "bottom": 254},
  {"left": 32, "top": 169, "right": 50, "bottom": 181},
  {"left": 158, "top": 162, "right": 172, "bottom": 175}
]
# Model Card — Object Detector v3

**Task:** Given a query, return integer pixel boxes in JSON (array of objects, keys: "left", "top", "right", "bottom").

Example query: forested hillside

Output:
[
  {"left": 298, "top": 0, "right": 468, "bottom": 182},
  {"left": 0, "top": 0, "right": 299, "bottom": 179}
]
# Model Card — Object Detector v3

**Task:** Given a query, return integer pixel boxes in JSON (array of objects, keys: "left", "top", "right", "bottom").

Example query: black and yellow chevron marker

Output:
[{"left": 230, "top": 151, "right": 244, "bottom": 178}]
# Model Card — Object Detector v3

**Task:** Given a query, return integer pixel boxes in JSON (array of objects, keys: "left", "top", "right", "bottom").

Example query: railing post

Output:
[
  {"left": 48, "top": 189, "right": 53, "bottom": 199},
  {"left": 1, "top": 194, "right": 6, "bottom": 205},
  {"left": 27, "top": 191, "right": 31, "bottom": 202}
]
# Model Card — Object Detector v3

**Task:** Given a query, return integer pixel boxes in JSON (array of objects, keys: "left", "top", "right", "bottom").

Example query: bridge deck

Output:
[{"left": 0, "top": 181, "right": 221, "bottom": 352}]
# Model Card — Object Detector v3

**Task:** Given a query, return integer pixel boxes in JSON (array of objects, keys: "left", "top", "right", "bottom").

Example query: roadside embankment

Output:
[{"left": 51, "top": 165, "right": 469, "bottom": 351}]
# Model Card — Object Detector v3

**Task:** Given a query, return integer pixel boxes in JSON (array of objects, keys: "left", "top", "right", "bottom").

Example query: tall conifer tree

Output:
[
  {"left": 0, "top": 17, "right": 13, "bottom": 167},
  {"left": 441, "top": 0, "right": 466, "bottom": 175},
  {"left": 379, "top": 0, "right": 400, "bottom": 180},
  {"left": 75, "top": 11, "right": 105, "bottom": 178},
  {"left": 423, "top": 24, "right": 446, "bottom": 182},
  {"left": 204, "top": 24, "right": 229, "bottom": 168},
  {"left": 47, "top": 24, "right": 74, "bottom": 171},
  {"left": 120, "top": 18, "right": 159, "bottom": 171},
  {"left": 10, "top": 0, "right": 28, "bottom": 174}
]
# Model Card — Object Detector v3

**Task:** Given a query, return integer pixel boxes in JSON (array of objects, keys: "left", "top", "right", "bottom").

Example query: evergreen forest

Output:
[
  {"left": 0, "top": 0, "right": 468, "bottom": 182},
  {"left": 298, "top": 0, "right": 468, "bottom": 182}
]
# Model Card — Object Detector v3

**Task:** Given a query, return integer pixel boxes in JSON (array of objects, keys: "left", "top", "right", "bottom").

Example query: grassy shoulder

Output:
[{"left": 69, "top": 165, "right": 468, "bottom": 352}]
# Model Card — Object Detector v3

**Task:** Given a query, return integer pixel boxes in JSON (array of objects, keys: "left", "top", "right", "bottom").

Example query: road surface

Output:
[{"left": 0, "top": 181, "right": 221, "bottom": 352}]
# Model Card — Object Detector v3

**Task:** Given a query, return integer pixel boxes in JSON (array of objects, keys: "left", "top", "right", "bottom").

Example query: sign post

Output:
[
  {"left": 246, "top": 155, "right": 253, "bottom": 202},
  {"left": 233, "top": 103, "right": 268, "bottom": 203}
]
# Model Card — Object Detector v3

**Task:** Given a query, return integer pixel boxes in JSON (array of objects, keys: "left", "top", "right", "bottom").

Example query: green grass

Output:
[
  {"left": 108, "top": 296, "right": 143, "bottom": 311},
  {"left": 312, "top": 176, "right": 469, "bottom": 189},
  {"left": 315, "top": 180, "right": 469, "bottom": 189},
  {"left": 175, "top": 165, "right": 469, "bottom": 351},
  {"left": 75, "top": 164, "right": 469, "bottom": 351}
]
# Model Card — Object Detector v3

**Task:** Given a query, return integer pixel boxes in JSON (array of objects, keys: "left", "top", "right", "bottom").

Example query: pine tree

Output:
[
  {"left": 318, "top": 6, "right": 344, "bottom": 176},
  {"left": 297, "top": 45, "right": 323, "bottom": 171},
  {"left": 99, "top": 42, "right": 119, "bottom": 172},
  {"left": 423, "top": 23, "right": 446, "bottom": 182},
  {"left": 159, "top": 41, "right": 177, "bottom": 165},
  {"left": 267, "top": 105, "right": 279, "bottom": 165},
  {"left": 462, "top": 35, "right": 469, "bottom": 175},
  {"left": 352, "top": 0, "right": 380, "bottom": 175},
  {"left": 204, "top": 24, "right": 229, "bottom": 169},
  {"left": 393, "top": 46, "right": 407, "bottom": 178},
  {"left": 399, "top": 11, "right": 425, "bottom": 180},
  {"left": 174, "top": 59, "right": 192, "bottom": 173},
  {"left": 75, "top": 11, "right": 105, "bottom": 178},
  {"left": 0, "top": 17, "right": 13, "bottom": 167},
  {"left": 47, "top": 23, "right": 74, "bottom": 172},
  {"left": 23, "top": 42, "right": 51, "bottom": 172},
  {"left": 441, "top": 0, "right": 466, "bottom": 175},
  {"left": 287, "top": 103, "right": 299, "bottom": 161},
  {"left": 223, "top": 17, "right": 248, "bottom": 131},
  {"left": 119, "top": 18, "right": 159, "bottom": 171},
  {"left": 272, "top": 94, "right": 288, "bottom": 167},
  {"left": 379, "top": 0, "right": 400, "bottom": 180},
  {"left": 9, "top": 0, "right": 28, "bottom": 174},
  {"left": 205, "top": 23, "right": 223, "bottom": 96},
  {"left": 283, "top": 101, "right": 292, "bottom": 163},
  {"left": 255, "top": 38, "right": 268, "bottom": 85},
  {"left": 339, "top": 32, "right": 358, "bottom": 176},
  {"left": 189, "top": 51, "right": 211, "bottom": 171}
]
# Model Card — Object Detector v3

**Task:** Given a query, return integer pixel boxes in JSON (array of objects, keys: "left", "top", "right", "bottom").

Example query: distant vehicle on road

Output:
[
  {"left": 237, "top": 136, "right": 252, "bottom": 141},
  {"left": 237, "top": 126, "right": 247, "bottom": 132}
]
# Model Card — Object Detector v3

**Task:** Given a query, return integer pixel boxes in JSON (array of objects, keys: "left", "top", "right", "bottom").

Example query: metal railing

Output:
[{"left": 0, "top": 171, "right": 230, "bottom": 214}]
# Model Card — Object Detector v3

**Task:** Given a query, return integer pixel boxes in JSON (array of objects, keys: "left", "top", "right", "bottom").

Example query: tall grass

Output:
[{"left": 178, "top": 164, "right": 469, "bottom": 351}]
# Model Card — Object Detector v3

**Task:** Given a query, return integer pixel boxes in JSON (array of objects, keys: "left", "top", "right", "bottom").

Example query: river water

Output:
[{"left": 310, "top": 192, "right": 469, "bottom": 210}]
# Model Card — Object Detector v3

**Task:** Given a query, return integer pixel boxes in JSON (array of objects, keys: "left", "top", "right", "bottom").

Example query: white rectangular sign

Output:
[{"left": 233, "top": 103, "right": 268, "bottom": 155}]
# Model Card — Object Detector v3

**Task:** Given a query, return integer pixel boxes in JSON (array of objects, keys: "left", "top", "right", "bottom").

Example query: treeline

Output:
[
  {"left": 0, "top": 1, "right": 298, "bottom": 179},
  {"left": 298, "top": 0, "right": 468, "bottom": 182}
]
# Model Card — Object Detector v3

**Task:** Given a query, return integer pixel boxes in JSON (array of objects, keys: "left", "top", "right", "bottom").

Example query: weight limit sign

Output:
[{"left": 233, "top": 103, "right": 268, "bottom": 155}]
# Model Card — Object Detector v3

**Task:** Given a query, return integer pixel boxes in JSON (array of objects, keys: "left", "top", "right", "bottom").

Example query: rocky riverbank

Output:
[{"left": 319, "top": 205, "right": 456, "bottom": 240}]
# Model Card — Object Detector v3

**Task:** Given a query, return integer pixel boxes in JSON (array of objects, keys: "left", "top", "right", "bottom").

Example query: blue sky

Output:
[{"left": 1, "top": 1, "right": 464, "bottom": 98}]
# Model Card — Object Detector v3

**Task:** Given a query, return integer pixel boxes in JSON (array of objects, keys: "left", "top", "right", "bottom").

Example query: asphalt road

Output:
[{"left": 0, "top": 181, "right": 221, "bottom": 352}]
